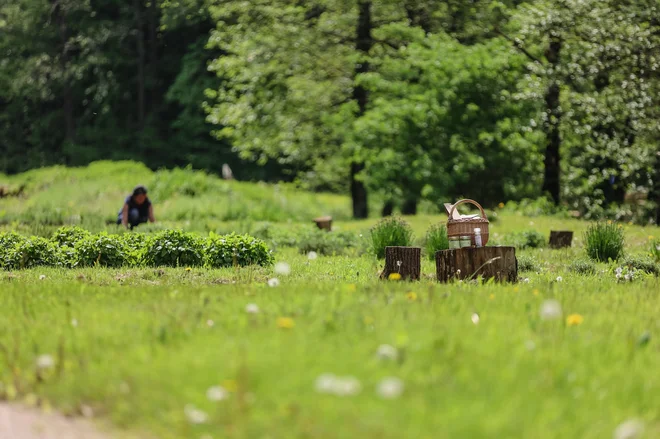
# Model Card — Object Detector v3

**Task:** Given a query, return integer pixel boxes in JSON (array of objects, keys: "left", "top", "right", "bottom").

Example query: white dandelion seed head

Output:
[
  {"left": 245, "top": 303, "right": 259, "bottom": 314},
  {"left": 206, "top": 319, "right": 214, "bottom": 327},
  {"left": 39, "top": 275, "right": 46, "bottom": 280},
  {"left": 377, "top": 377, "right": 404, "bottom": 399},
  {"left": 315, "top": 374, "right": 337, "bottom": 394},
  {"left": 36, "top": 354, "right": 54, "bottom": 370},
  {"left": 525, "top": 340, "right": 536, "bottom": 351},
  {"left": 206, "top": 386, "right": 229, "bottom": 402},
  {"left": 456, "top": 269, "right": 461, "bottom": 275},
  {"left": 556, "top": 276, "right": 563, "bottom": 282},
  {"left": 471, "top": 313, "right": 480, "bottom": 325},
  {"left": 307, "top": 251, "right": 318, "bottom": 260},
  {"left": 396, "top": 260, "right": 402, "bottom": 267},
  {"left": 613, "top": 419, "right": 644, "bottom": 439},
  {"left": 314, "top": 374, "right": 361, "bottom": 396},
  {"left": 268, "top": 278, "right": 280, "bottom": 287},
  {"left": 376, "top": 344, "right": 398, "bottom": 361},
  {"left": 522, "top": 277, "right": 530, "bottom": 283},
  {"left": 540, "top": 300, "right": 562, "bottom": 321},
  {"left": 184, "top": 405, "right": 208, "bottom": 424},
  {"left": 615, "top": 267, "right": 623, "bottom": 275},
  {"left": 274, "top": 262, "right": 291, "bottom": 276},
  {"left": 624, "top": 273, "right": 632, "bottom": 281},
  {"left": 71, "top": 318, "right": 78, "bottom": 327}
]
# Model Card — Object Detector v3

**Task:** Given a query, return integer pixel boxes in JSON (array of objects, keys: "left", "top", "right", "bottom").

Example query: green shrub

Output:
[
  {"left": 5, "top": 237, "right": 62, "bottom": 269},
  {"left": 72, "top": 233, "right": 130, "bottom": 268},
  {"left": 584, "top": 222, "right": 625, "bottom": 262},
  {"left": 370, "top": 217, "right": 413, "bottom": 259},
  {"left": 51, "top": 226, "right": 91, "bottom": 247},
  {"left": 296, "top": 228, "right": 359, "bottom": 256},
  {"left": 116, "top": 233, "right": 149, "bottom": 267},
  {"left": 650, "top": 238, "right": 660, "bottom": 263},
  {"left": 204, "top": 233, "right": 273, "bottom": 268},
  {"left": 622, "top": 254, "right": 659, "bottom": 276},
  {"left": 507, "top": 230, "right": 546, "bottom": 249},
  {"left": 424, "top": 224, "right": 449, "bottom": 260},
  {"left": 568, "top": 258, "right": 597, "bottom": 275},
  {"left": 143, "top": 230, "right": 204, "bottom": 267},
  {"left": 0, "top": 232, "right": 27, "bottom": 269},
  {"left": 517, "top": 254, "right": 540, "bottom": 272}
]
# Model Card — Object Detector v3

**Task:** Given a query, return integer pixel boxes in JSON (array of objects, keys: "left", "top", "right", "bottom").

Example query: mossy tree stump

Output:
[
  {"left": 313, "top": 216, "right": 333, "bottom": 232},
  {"left": 436, "top": 246, "right": 517, "bottom": 283},
  {"left": 380, "top": 246, "right": 421, "bottom": 281},
  {"left": 549, "top": 231, "right": 573, "bottom": 249}
]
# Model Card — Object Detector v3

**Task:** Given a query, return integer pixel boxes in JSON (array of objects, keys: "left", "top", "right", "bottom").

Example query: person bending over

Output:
[{"left": 117, "top": 185, "right": 155, "bottom": 229}]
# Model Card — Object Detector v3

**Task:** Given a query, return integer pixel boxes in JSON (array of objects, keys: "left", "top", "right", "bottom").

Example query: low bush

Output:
[
  {"left": 143, "top": 230, "right": 205, "bottom": 267},
  {"left": 72, "top": 233, "right": 130, "bottom": 268},
  {"left": 424, "top": 224, "right": 448, "bottom": 260},
  {"left": 0, "top": 232, "right": 27, "bottom": 269},
  {"left": 204, "top": 233, "right": 273, "bottom": 268},
  {"left": 568, "top": 258, "right": 597, "bottom": 275},
  {"left": 297, "top": 228, "right": 360, "bottom": 256},
  {"left": 517, "top": 255, "right": 541, "bottom": 272},
  {"left": 584, "top": 222, "right": 625, "bottom": 262},
  {"left": 371, "top": 217, "right": 413, "bottom": 259},
  {"left": 622, "top": 254, "right": 659, "bottom": 276},
  {"left": 51, "top": 226, "right": 91, "bottom": 247},
  {"left": 5, "top": 237, "right": 62, "bottom": 269},
  {"left": 505, "top": 230, "right": 546, "bottom": 249}
]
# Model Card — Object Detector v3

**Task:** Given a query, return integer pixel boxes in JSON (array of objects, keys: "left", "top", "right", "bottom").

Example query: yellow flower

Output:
[
  {"left": 513, "top": 286, "right": 520, "bottom": 293},
  {"left": 222, "top": 379, "right": 238, "bottom": 392},
  {"left": 628, "top": 221, "right": 633, "bottom": 225},
  {"left": 489, "top": 294, "right": 495, "bottom": 300},
  {"left": 566, "top": 314, "right": 584, "bottom": 327},
  {"left": 364, "top": 316, "right": 374, "bottom": 325},
  {"left": 276, "top": 317, "right": 295, "bottom": 329},
  {"left": 617, "top": 224, "right": 623, "bottom": 228},
  {"left": 607, "top": 220, "right": 612, "bottom": 225},
  {"left": 533, "top": 289, "right": 540, "bottom": 296},
  {"left": 185, "top": 267, "right": 192, "bottom": 272},
  {"left": 346, "top": 284, "right": 357, "bottom": 293},
  {"left": 388, "top": 273, "right": 402, "bottom": 281},
  {"left": 498, "top": 202, "right": 505, "bottom": 209},
  {"left": 649, "top": 236, "right": 655, "bottom": 241},
  {"left": 406, "top": 292, "right": 418, "bottom": 301}
]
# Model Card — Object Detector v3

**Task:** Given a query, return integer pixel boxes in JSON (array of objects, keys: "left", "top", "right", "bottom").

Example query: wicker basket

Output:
[{"left": 446, "top": 199, "right": 489, "bottom": 246}]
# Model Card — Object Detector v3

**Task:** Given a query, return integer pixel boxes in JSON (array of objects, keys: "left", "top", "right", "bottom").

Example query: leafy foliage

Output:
[
  {"left": 424, "top": 225, "right": 449, "bottom": 260},
  {"left": 296, "top": 229, "right": 361, "bottom": 257},
  {"left": 204, "top": 233, "right": 273, "bottom": 268},
  {"left": 584, "top": 223, "right": 625, "bottom": 262},
  {"left": 568, "top": 259, "right": 597, "bottom": 276},
  {"left": 517, "top": 255, "right": 540, "bottom": 272},
  {"left": 51, "top": 226, "right": 92, "bottom": 247},
  {"left": 370, "top": 217, "right": 413, "bottom": 259},
  {"left": 72, "top": 233, "right": 130, "bottom": 268},
  {"left": 143, "top": 230, "right": 205, "bottom": 267},
  {"left": 5, "top": 237, "right": 61, "bottom": 269},
  {"left": 622, "top": 255, "right": 659, "bottom": 277},
  {"left": 506, "top": 230, "right": 546, "bottom": 249}
]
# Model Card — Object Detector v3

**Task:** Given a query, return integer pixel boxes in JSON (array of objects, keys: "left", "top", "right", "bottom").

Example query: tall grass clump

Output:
[
  {"left": 517, "top": 254, "right": 541, "bottom": 272},
  {"left": 650, "top": 238, "right": 660, "bottom": 263},
  {"left": 424, "top": 224, "right": 448, "bottom": 260},
  {"left": 370, "top": 217, "right": 413, "bottom": 259},
  {"left": 584, "top": 222, "right": 625, "bottom": 262},
  {"left": 568, "top": 258, "right": 597, "bottom": 275}
]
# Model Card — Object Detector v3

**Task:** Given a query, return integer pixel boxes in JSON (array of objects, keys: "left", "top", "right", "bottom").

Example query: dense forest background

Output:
[{"left": 1, "top": 0, "right": 659, "bottom": 222}]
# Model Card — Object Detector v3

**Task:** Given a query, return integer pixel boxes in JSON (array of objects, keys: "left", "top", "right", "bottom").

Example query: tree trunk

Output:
[
  {"left": 549, "top": 231, "right": 573, "bottom": 249},
  {"left": 148, "top": 0, "right": 159, "bottom": 111},
  {"left": 650, "top": 151, "right": 660, "bottom": 225},
  {"left": 380, "top": 246, "right": 421, "bottom": 281},
  {"left": 51, "top": 0, "right": 75, "bottom": 143},
  {"left": 436, "top": 247, "right": 517, "bottom": 283},
  {"left": 134, "top": 0, "right": 146, "bottom": 129},
  {"left": 401, "top": 197, "right": 418, "bottom": 215},
  {"left": 381, "top": 200, "right": 394, "bottom": 217},
  {"left": 542, "top": 38, "right": 562, "bottom": 204},
  {"left": 350, "top": 0, "right": 373, "bottom": 219}
]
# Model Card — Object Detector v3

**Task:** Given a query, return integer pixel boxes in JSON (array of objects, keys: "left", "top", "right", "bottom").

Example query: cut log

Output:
[
  {"left": 436, "top": 246, "right": 517, "bottom": 283},
  {"left": 380, "top": 246, "right": 421, "bottom": 281},
  {"left": 313, "top": 216, "right": 333, "bottom": 232},
  {"left": 549, "top": 230, "right": 573, "bottom": 249}
]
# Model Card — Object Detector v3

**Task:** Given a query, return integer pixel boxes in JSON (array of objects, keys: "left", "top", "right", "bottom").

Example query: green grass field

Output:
[{"left": 1, "top": 163, "right": 660, "bottom": 438}]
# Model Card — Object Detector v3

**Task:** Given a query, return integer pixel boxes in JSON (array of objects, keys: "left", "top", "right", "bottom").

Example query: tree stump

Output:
[
  {"left": 313, "top": 216, "right": 333, "bottom": 232},
  {"left": 380, "top": 246, "right": 421, "bottom": 281},
  {"left": 436, "top": 247, "right": 517, "bottom": 283},
  {"left": 549, "top": 231, "right": 573, "bottom": 249}
]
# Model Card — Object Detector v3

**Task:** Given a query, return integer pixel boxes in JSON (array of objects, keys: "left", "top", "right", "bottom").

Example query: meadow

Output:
[{"left": 1, "top": 162, "right": 660, "bottom": 439}]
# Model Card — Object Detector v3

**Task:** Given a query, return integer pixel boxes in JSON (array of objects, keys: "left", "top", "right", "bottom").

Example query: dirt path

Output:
[{"left": 0, "top": 403, "right": 109, "bottom": 439}]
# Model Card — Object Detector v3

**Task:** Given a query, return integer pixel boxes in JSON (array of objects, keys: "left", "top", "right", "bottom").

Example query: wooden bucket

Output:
[{"left": 446, "top": 199, "right": 490, "bottom": 246}]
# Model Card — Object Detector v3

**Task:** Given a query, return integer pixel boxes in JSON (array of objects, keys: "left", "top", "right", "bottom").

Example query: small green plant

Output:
[
  {"left": 622, "top": 254, "right": 659, "bottom": 276},
  {"left": 204, "top": 233, "right": 274, "bottom": 268},
  {"left": 72, "top": 233, "right": 130, "bottom": 268},
  {"left": 51, "top": 226, "right": 91, "bottom": 247},
  {"left": 143, "top": 230, "right": 205, "bottom": 267},
  {"left": 424, "top": 224, "right": 449, "bottom": 260},
  {"left": 296, "top": 228, "right": 359, "bottom": 256},
  {"left": 584, "top": 222, "right": 625, "bottom": 262},
  {"left": 507, "top": 230, "right": 546, "bottom": 249},
  {"left": 370, "top": 217, "right": 413, "bottom": 259},
  {"left": 649, "top": 238, "right": 660, "bottom": 263},
  {"left": 0, "top": 232, "right": 27, "bottom": 269},
  {"left": 517, "top": 254, "right": 541, "bottom": 272},
  {"left": 568, "top": 258, "right": 597, "bottom": 275},
  {"left": 5, "top": 237, "right": 62, "bottom": 269}
]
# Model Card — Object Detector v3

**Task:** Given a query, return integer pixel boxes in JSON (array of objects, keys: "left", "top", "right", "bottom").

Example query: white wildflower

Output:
[
  {"left": 314, "top": 374, "right": 337, "bottom": 394},
  {"left": 206, "top": 319, "right": 214, "bottom": 327},
  {"left": 267, "top": 278, "right": 280, "bottom": 287},
  {"left": 206, "top": 386, "right": 229, "bottom": 402},
  {"left": 376, "top": 344, "right": 398, "bottom": 361},
  {"left": 36, "top": 354, "right": 54, "bottom": 370},
  {"left": 540, "top": 300, "right": 562, "bottom": 321},
  {"left": 245, "top": 303, "right": 259, "bottom": 314},
  {"left": 471, "top": 313, "right": 480, "bottom": 325},
  {"left": 522, "top": 277, "right": 530, "bottom": 283},
  {"left": 39, "top": 275, "right": 46, "bottom": 280},
  {"left": 307, "top": 251, "right": 318, "bottom": 260},
  {"left": 377, "top": 377, "right": 404, "bottom": 399},
  {"left": 184, "top": 405, "right": 208, "bottom": 424},
  {"left": 71, "top": 318, "right": 78, "bottom": 327},
  {"left": 274, "top": 262, "right": 291, "bottom": 276},
  {"left": 556, "top": 276, "right": 563, "bottom": 282},
  {"left": 613, "top": 419, "right": 644, "bottom": 439},
  {"left": 525, "top": 340, "right": 536, "bottom": 351},
  {"left": 314, "top": 374, "right": 361, "bottom": 396}
]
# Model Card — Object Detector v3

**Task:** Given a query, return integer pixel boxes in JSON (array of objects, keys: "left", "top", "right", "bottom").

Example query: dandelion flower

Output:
[
  {"left": 388, "top": 273, "right": 402, "bottom": 281},
  {"left": 221, "top": 379, "right": 238, "bottom": 392},
  {"left": 39, "top": 275, "right": 46, "bottom": 280},
  {"left": 207, "top": 319, "right": 214, "bottom": 327},
  {"left": 489, "top": 294, "right": 495, "bottom": 300},
  {"left": 533, "top": 289, "right": 540, "bottom": 296},
  {"left": 498, "top": 202, "right": 505, "bottom": 209},
  {"left": 184, "top": 405, "right": 208, "bottom": 424},
  {"left": 649, "top": 236, "right": 655, "bottom": 241},
  {"left": 364, "top": 316, "right": 374, "bottom": 325},
  {"left": 245, "top": 303, "right": 259, "bottom": 314},
  {"left": 377, "top": 377, "right": 404, "bottom": 399},
  {"left": 607, "top": 220, "right": 612, "bottom": 225},
  {"left": 307, "top": 251, "right": 318, "bottom": 260},
  {"left": 566, "top": 314, "right": 584, "bottom": 326},
  {"left": 185, "top": 267, "right": 192, "bottom": 272},
  {"left": 71, "top": 319, "right": 78, "bottom": 327},
  {"left": 277, "top": 317, "right": 295, "bottom": 329},
  {"left": 274, "top": 262, "right": 291, "bottom": 276},
  {"left": 206, "top": 386, "right": 229, "bottom": 402},
  {"left": 346, "top": 284, "right": 357, "bottom": 293},
  {"left": 267, "top": 278, "right": 280, "bottom": 287},
  {"left": 555, "top": 276, "right": 563, "bottom": 282},
  {"left": 335, "top": 376, "right": 361, "bottom": 396},
  {"left": 471, "top": 313, "right": 480, "bottom": 325},
  {"left": 406, "top": 292, "right": 417, "bottom": 301},
  {"left": 540, "top": 300, "right": 562, "bottom": 321},
  {"left": 613, "top": 419, "right": 644, "bottom": 439},
  {"left": 376, "top": 344, "right": 398, "bottom": 361},
  {"left": 315, "top": 374, "right": 337, "bottom": 393},
  {"left": 36, "top": 354, "right": 54, "bottom": 370}
]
